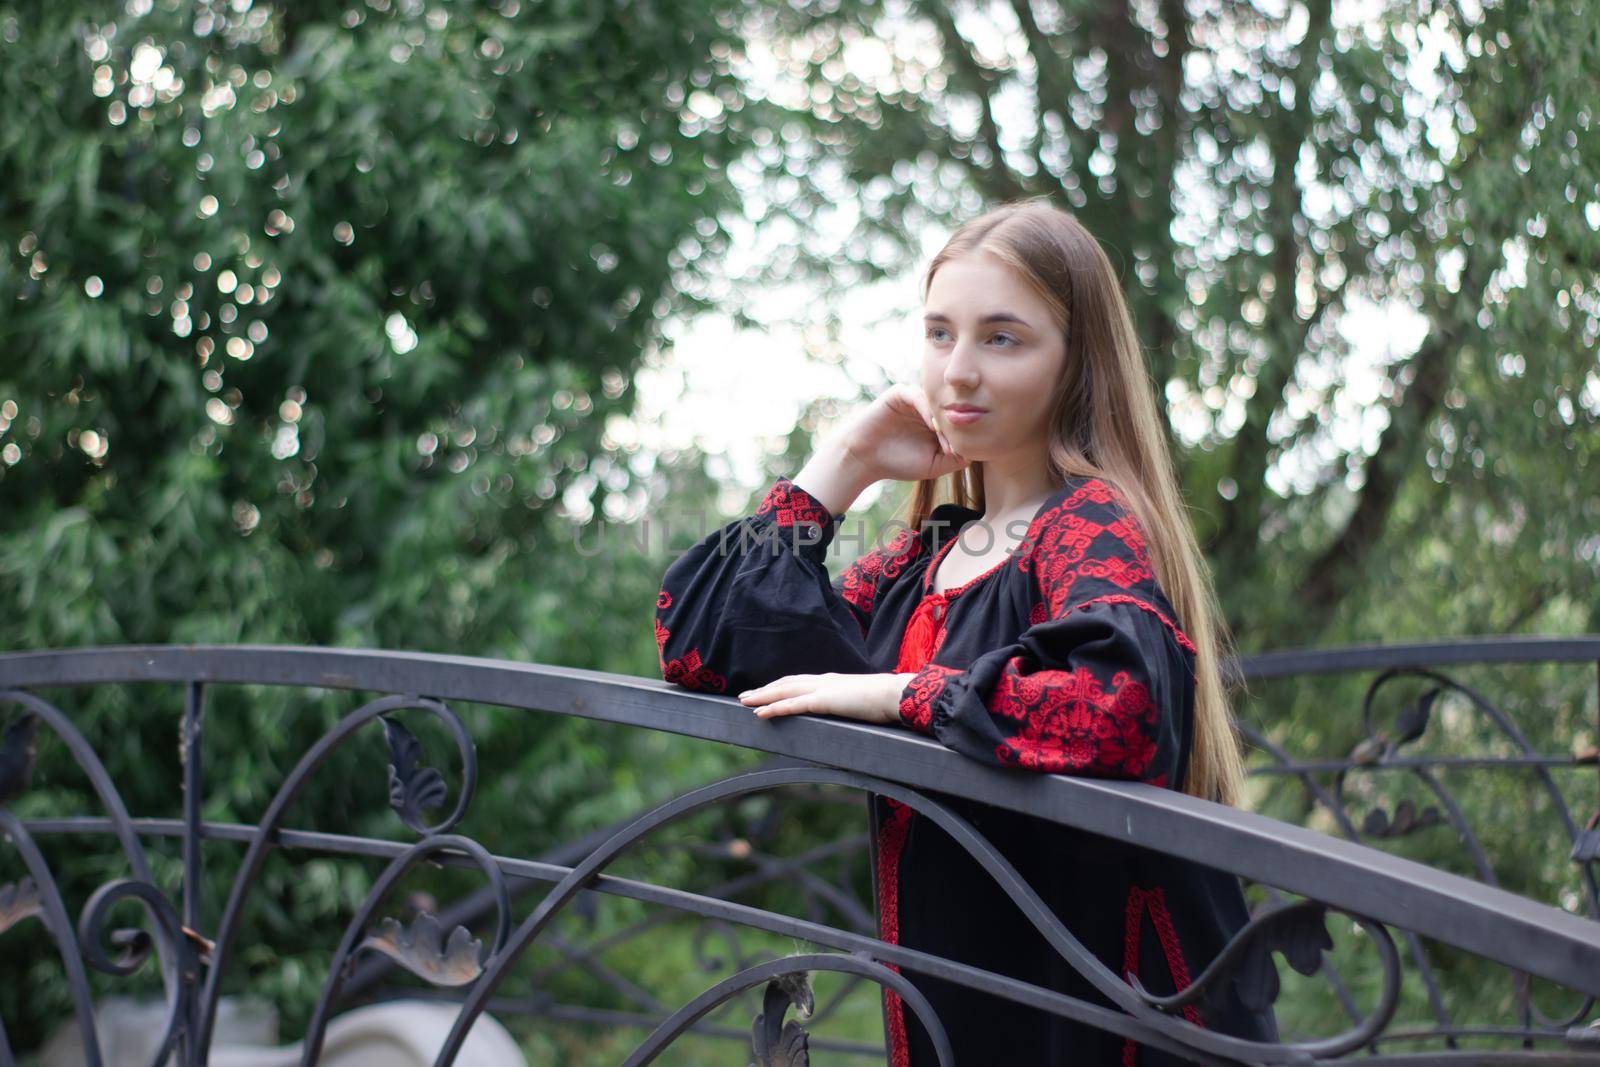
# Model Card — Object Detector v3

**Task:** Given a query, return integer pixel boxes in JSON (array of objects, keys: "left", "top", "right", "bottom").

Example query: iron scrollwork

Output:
[{"left": 0, "top": 641, "right": 1595, "bottom": 1065}]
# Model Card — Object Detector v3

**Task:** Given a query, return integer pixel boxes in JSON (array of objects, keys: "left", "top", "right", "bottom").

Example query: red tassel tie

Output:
[{"left": 895, "top": 595, "right": 945, "bottom": 674}]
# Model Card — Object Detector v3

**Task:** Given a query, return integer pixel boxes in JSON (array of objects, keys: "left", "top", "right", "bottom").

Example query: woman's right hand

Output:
[
  {"left": 791, "top": 385, "right": 971, "bottom": 516},
  {"left": 838, "top": 383, "right": 971, "bottom": 484}
]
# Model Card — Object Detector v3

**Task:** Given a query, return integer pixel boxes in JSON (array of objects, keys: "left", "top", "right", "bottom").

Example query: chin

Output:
[{"left": 945, "top": 429, "right": 987, "bottom": 451}]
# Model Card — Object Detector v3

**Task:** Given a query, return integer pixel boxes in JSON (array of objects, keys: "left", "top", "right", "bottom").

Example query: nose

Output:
[{"left": 944, "top": 336, "right": 981, "bottom": 389}]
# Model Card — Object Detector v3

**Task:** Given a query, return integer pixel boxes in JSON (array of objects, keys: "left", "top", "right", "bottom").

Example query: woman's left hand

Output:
[{"left": 738, "top": 672, "right": 915, "bottom": 725}]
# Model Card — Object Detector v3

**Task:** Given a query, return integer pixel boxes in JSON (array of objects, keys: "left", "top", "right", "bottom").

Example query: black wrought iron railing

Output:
[{"left": 1, "top": 637, "right": 1597, "bottom": 1065}]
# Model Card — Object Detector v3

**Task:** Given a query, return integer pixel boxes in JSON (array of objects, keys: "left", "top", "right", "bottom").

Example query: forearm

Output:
[{"left": 792, "top": 439, "right": 878, "bottom": 517}]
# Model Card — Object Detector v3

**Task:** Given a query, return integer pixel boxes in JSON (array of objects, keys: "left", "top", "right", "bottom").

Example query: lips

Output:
[{"left": 944, "top": 404, "right": 987, "bottom": 426}]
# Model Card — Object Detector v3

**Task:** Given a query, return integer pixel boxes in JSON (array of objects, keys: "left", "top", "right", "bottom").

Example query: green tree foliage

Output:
[
  {"left": 0, "top": 0, "right": 755, "bottom": 656},
  {"left": 725, "top": 0, "right": 1600, "bottom": 646},
  {"left": 0, "top": 0, "right": 793, "bottom": 1056}
]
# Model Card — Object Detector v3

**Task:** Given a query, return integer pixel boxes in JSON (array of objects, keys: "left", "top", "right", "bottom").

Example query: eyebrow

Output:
[{"left": 923, "top": 310, "right": 1032, "bottom": 328}]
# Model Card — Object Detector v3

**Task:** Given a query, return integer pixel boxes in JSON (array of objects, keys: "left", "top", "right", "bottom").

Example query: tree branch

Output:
[
  {"left": 1291, "top": 230, "right": 1500, "bottom": 628},
  {"left": 1204, "top": 0, "right": 1332, "bottom": 571},
  {"left": 1293, "top": 324, "right": 1455, "bottom": 622}
]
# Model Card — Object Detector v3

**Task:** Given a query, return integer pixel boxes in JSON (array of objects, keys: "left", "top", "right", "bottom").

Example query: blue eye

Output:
[{"left": 925, "top": 327, "right": 1020, "bottom": 347}]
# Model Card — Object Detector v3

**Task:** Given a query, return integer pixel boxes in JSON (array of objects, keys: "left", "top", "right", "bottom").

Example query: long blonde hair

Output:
[{"left": 902, "top": 196, "right": 1248, "bottom": 807}]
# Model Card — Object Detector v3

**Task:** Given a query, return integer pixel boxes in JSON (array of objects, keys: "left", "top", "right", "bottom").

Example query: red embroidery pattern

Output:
[
  {"left": 840, "top": 528, "right": 924, "bottom": 619},
  {"left": 898, "top": 663, "right": 959, "bottom": 734},
  {"left": 1031, "top": 515, "right": 1154, "bottom": 616},
  {"left": 660, "top": 645, "right": 727, "bottom": 693},
  {"left": 1122, "top": 885, "right": 1204, "bottom": 1067},
  {"left": 992, "top": 666, "right": 1160, "bottom": 778},
  {"left": 655, "top": 589, "right": 673, "bottom": 681},
  {"left": 654, "top": 589, "right": 727, "bottom": 691},
  {"left": 757, "top": 477, "right": 832, "bottom": 530},
  {"left": 1061, "top": 478, "right": 1121, "bottom": 508},
  {"left": 1016, "top": 477, "right": 1168, "bottom": 620},
  {"left": 1069, "top": 594, "right": 1199, "bottom": 655},
  {"left": 1067, "top": 554, "right": 1155, "bottom": 589},
  {"left": 1028, "top": 512, "right": 1107, "bottom": 590},
  {"left": 1104, "top": 513, "right": 1155, "bottom": 569},
  {"left": 878, "top": 798, "right": 916, "bottom": 1067}
]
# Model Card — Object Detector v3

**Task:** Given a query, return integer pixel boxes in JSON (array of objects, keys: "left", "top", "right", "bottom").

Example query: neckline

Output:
[
  {"left": 924, "top": 536, "right": 1011, "bottom": 599},
  {"left": 920, "top": 488, "right": 1064, "bottom": 600}
]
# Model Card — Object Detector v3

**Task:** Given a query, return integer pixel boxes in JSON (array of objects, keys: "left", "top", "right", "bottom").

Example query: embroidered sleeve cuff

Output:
[
  {"left": 756, "top": 477, "right": 843, "bottom": 560},
  {"left": 898, "top": 663, "right": 960, "bottom": 735}
]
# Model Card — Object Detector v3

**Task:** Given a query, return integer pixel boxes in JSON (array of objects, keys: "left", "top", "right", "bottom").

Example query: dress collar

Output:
[{"left": 919, "top": 502, "right": 983, "bottom": 556}]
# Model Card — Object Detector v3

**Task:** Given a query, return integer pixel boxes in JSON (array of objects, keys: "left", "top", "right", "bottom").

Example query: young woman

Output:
[{"left": 654, "top": 198, "right": 1279, "bottom": 1064}]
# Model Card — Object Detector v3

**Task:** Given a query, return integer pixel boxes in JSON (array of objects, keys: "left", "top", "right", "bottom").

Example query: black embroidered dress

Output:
[{"left": 654, "top": 475, "right": 1278, "bottom": 1065}]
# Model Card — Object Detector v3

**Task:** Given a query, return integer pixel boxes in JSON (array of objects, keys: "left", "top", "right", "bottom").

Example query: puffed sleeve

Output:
[
  {"left": 894, "top": 478, "right": 1198, "bottom": 790},
  {"left": 655, "top": 476, "right": 880, "bottom": 694}
]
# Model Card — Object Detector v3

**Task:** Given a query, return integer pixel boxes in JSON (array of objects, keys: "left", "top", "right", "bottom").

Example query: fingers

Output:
[
  {"left": 932, "top": 423, "right": 965, "bottom": 463},
  {"left": 750, "top": 697, "right": 811, "bottom": 718},
  {"left": 742, "top": 688, "right": 812, "bottom": 718},
  {"left": 915, "top": 399, "right": 953, "bottom": 455},
  {"left": 895, "top": 385, "right": 968, "bottom": 463},
  {"left": 739, "top": 675, "right": 826, "bottom": 718},
  {"left": 896, "top": 382, "right": 928, "bottom": 419},
  {"left": 902, "top": 388, "right": 939, "bottom": 437},
  {"left": 738, "top": 676, "right": 810, "bottom": 706},
  {"left": 915, "top": 398, "right": 961, "bottom": 459}
]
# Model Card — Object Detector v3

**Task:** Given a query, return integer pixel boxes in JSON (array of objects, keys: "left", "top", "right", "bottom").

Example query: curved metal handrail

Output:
[
  {"left": 2, "top": 642, "right": 1597, "bottom": 1002},
  {"left": 1230, "top": 634, "right": 1600, "bottom": 682}
]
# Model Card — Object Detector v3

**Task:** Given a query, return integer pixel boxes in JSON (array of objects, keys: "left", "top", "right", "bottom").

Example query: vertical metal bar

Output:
[
  {"left": 864, "top": 791, "right": 893, "bottom": 1067},
  {"left": 181, "top": 680, "right": 205, "bottom": 1067},
  {"left": 182, "top": 681, "right": 204, "bottom": 929}
]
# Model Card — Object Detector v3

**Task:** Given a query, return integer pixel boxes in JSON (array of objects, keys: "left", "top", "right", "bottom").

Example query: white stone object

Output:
[{"left": 37, "top": 997, "right": 527, "bottom": 1067}]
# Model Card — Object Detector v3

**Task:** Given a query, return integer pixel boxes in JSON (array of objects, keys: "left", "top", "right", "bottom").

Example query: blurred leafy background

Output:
[{"left": 0, "top": 0, "right": 1595, "bottom": 1062}]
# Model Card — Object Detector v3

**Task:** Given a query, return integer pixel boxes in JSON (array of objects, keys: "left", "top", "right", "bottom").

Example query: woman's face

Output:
[{"left": 922, "top": 250, "right": 1068, "bottom": 461}]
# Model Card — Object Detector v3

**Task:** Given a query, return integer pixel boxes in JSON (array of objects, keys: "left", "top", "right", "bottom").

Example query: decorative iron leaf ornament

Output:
[
  {"left": 1233, "top": 903, "right": 1335, "bottom": 1013},
  {"left": 749, "top": 1019, "right": 808, "bottom": 1067},
  {"left": 1573, "top": 812, "right": 1600, "bottom": 864},
  {"left": 0, "top": 877, "right": 42, "bottom": 936},
  {"left": 380, "top": 715, "right": 447, "bottom": 834},
  {"left": 1344, "top": 684, "right": 1439, "bottom": 771},
  {"left": 356, "top": 912, "right": 483, "bottom": 986},
  {"left": 1392, "top": 687, "right": 1438, "bottom": 746},
  {"left": 748, "top": 972, "right": 813, "bottom": 1067},
  {"left": 1134, "top": 899, "right": 1349, "bottom": 1019},
  {"left": 1362, "top": 798, "right": 1446, "bottom": 838},
  {"left": 0, "top": 714, "right": 39, "bottom": 806}
]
